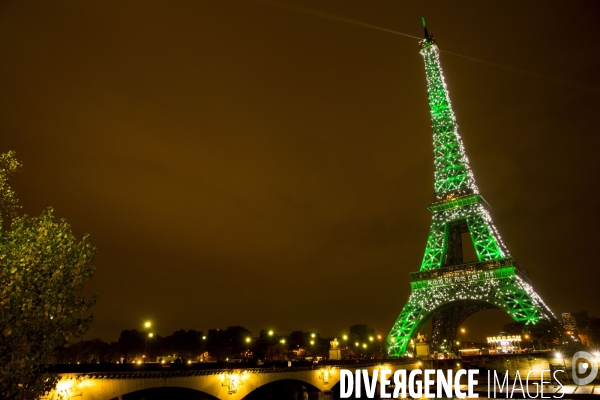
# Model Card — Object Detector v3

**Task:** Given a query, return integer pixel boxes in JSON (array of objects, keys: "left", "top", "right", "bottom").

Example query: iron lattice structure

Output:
[{"left": 386, "top": 21, "right": 558, "bottom": 356}]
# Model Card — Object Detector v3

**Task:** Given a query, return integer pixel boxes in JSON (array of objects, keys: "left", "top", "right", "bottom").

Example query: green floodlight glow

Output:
[{"left": 385, "top": 23, "right": 557, "bottom": 357}]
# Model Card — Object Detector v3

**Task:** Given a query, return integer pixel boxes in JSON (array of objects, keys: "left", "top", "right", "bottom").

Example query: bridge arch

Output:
[
  {"left": 387, "top": 270, "right": 556, "bottom": 356},
  {"left": 410, "top": 299, "right": 499, "bottom": 348},
  {"left": 122, "top": 387, "right": 218, "bottom": 400},
  {"left": 242, "top": 378, "right": 320, "bottom": 399}
]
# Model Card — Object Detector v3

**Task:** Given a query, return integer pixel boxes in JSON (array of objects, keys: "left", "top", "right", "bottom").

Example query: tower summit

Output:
[
  {"left": 386, "top": 19, "right": 560, "bottom": 356},
  {"left": 420, "top": 16, "right": 478, "bottom": 202}
]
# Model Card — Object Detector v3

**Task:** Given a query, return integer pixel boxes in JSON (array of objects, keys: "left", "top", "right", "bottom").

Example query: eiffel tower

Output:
[{"left": 386, "top": 18, "right": 559, "bottom": 356}]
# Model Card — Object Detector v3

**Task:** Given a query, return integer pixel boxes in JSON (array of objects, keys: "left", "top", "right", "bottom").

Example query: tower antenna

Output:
[{"left": 421, "top": 15, "right": 430, "bottom": 38}]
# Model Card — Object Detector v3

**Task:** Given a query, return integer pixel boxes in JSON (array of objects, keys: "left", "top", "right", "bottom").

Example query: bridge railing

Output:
[{"left": 44, "top": 358, "right": 416, "bottom": 376}]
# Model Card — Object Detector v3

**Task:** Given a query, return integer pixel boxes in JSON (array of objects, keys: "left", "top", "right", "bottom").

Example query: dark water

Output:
[{"left": 121, "top": 387, "right": 580, "bottom": 400}]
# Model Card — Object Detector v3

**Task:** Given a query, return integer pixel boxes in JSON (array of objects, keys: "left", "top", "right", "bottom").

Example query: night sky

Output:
[{"left": 1, "top": 1, "right": 599, "bottom": 344}]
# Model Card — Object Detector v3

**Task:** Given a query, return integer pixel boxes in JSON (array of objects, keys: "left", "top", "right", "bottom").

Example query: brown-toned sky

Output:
[{"left": 1, "top": 1, "right": 599, "bottom": 343}]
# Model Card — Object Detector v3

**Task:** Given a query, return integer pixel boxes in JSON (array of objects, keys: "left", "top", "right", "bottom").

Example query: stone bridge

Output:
[{"left": 43, "top": 359, "right": 419, "bottom": 400}]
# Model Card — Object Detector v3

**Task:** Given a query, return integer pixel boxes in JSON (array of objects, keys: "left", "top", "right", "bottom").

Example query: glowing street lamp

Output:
[
  {"left": 144, "top": 322, "right": 152, "bottom": 361},
  {"left": 268, "top": 330, "right": 274, "bottom": 361},
  {"left": 245, "top": 337, "right": 252, "bottom": 360}
]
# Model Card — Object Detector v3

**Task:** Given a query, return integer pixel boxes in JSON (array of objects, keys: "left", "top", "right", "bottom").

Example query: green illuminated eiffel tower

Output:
[{"left": 386, "top": 18, "right": 559, "bottom": 356}]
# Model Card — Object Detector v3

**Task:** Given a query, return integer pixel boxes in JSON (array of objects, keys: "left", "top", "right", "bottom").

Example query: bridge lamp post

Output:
[
  {"left": 309, "top": 333, "right": 316, "bottom": 359},
  {"left": 245, "top": 337, "right": 252, "bottom": 360},
  {"left": 377, "top": 335, "right": 382, "bottom": 357},
  {"left": 460, "top": 328, "right": 466, "bottom": 347},
  {"left": 268, "top": 330, "right": 274, "bottom": 361},
  {"left": 148, "top": 333, "right": 154, "bottom": 362},
  {"left": 144, "top": 322, "right": 152, "bottom": 362},
  {"left": 279, "top": 339, "right": 286, "bottom": 361}
]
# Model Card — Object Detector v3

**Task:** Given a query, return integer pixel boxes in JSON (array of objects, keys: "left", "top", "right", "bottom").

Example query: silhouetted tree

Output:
[
  {"left": 502, "top": 320, "right": 558, "bottom": 349},
  {"left": 117, "top": 329, "right": 145, "bottom": 360},
  {"left": 571, "top": 311, "right": 600, "bottom": 346}
]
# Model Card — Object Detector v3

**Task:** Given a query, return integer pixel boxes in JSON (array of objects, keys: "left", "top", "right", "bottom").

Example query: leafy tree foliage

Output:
[
  {"left": 117, "top": 329, "right": 145, "bottom": 360},
  {"left": 207, "top": 326, "right": 253, "bottom": 360},
  {"left": 0, "top": 151, "right": 96, "bottom": 399},
  {"left": 349, "top": 324, "right": 377, "bottom": 344},
  {"left": 164, "top": 329, "right": 204, "bottom": 359}
]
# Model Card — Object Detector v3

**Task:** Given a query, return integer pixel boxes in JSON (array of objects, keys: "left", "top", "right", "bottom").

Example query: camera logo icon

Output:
[{"left": 572, "top": 351, "right": 598, "bottom": 385}]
